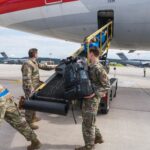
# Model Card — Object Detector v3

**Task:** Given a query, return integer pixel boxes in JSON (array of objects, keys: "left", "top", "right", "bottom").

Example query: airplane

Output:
[
  {"left": 0, "top": 52, "right": 60, "bottom": 64},
  {"left": 0, "top": 52, "right": 27, "bottom": 64},
  {"left": 0, "top": 0, "right": 150, "bottom": 51},
  {"left": 38, "top": 57, "right": 60, "bottom": 64},
  {"left": 110, "top": 52, "right": 150, "bottom": 67}
]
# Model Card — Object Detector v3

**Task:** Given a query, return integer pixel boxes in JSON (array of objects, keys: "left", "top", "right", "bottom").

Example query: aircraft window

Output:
[
  {"left": 45, "top": 0, "right": 62, "bottom": 4},
  {"left": 108, "top": 0, "right": 115, "bottom": 3},
  {"left": 0, "top": 0, "right": 26, "bottom": 4}
]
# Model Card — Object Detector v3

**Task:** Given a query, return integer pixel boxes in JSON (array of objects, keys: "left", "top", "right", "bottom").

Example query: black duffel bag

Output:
[{"left": 64, "top": 57, "right": 94, "bottom": 100}]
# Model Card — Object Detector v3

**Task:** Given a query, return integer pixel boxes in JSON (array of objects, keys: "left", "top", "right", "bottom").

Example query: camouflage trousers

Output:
[
  {"left": 23, "top": 89, "right": 36, "bottom": 125},
  {"left": 82, "top": 96, "right": 102, "bottom": 146},
  {"left": 0, "top": 98, "right": 37, "bottom": 141}
]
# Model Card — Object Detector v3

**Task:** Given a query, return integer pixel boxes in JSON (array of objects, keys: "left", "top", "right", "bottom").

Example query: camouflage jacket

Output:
[
  {"left": 0, "top": 84, "right": 12, "bottom": 107},
  {"left": 21, "top": 58, "right": 55, "bottom": 91},
  {"left": 89, "top": 59, "right": 110, "bottom": 94}
]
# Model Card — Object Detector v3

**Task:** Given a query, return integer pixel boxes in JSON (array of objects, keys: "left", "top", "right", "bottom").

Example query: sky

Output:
[
  {"left": 0, "top": 27, "right": 80, "bottom": 59},
  {"left": 1, "top": 27, "right": 150, "bottom": 60}
]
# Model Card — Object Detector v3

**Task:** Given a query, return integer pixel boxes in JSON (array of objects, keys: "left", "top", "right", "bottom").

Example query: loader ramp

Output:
[
  {"left": 36, "top": 74, "right": 65, "bottom": 100},
  {"left": 32, "top": 21, "right": 113, "bottom": 105},
  {"left": 22, "top": 22, "right": 113, "bottom": 115}
]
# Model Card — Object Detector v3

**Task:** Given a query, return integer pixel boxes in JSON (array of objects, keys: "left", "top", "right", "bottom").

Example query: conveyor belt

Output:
[
  {"left": 32, "top": 21, "right": 113, "bottom": 103},
  {"left": 35, "top": 74, "right": 65, "bottom": 100}
]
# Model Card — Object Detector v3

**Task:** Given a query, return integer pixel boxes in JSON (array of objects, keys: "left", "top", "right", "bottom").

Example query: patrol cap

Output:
[{"left": 28, "top": 48, "right": 38, "bottom": 58}]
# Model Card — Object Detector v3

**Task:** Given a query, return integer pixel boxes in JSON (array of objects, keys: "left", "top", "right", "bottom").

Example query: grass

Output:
[{"left": 109, "top": 63, "right": 125, "bottom": 67}]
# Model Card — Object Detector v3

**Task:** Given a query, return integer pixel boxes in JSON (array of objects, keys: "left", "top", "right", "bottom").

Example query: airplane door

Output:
[
  {"left": 98, "top": 10, "right": 114, "bottom": 33},
  {"left": 45, "top": 0, "right": 63, "bottom": 5}
]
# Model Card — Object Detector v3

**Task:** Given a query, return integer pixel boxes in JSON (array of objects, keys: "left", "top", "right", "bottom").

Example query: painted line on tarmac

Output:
[
  {"left": 111, "top": 107, "right": 150, "bottom": 113},
  {"left": 0, "top": 79, "right": 22, "bottom": 83}
]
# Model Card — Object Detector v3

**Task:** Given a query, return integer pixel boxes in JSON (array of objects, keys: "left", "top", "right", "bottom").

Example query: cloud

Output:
[{"left": 0, "top": 27, "right": 80, "bottom": 58}]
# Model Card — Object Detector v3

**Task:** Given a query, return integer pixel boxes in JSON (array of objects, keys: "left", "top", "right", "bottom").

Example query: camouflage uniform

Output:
[
  {"left": 82, "top": 60, "right": 109, "bottom": 148},
  {"left": 21, "top": 58, "right": 55, "bottom": 124},
  {"left": 0, "top": 85, "right": 37, "bottom": 142}
]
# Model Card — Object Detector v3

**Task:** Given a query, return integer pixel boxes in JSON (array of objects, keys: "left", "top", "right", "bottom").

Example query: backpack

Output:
[{"left": 64, "top": 57, "right": 94, "bottom": 100}]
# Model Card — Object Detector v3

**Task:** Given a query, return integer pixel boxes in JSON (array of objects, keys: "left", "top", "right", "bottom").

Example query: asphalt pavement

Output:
[{"left": 0, "top": 65, "right": 150, "bottom": 150}]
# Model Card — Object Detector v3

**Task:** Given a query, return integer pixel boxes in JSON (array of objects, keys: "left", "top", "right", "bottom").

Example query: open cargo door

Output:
[{"left": 98, "top": 10, "right": 114, "bottom": 35}]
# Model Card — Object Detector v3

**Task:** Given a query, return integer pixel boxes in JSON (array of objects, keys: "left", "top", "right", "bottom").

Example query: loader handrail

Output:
[
  {"left": 86, "top": 21, "right": 113, "bottom": 43},
  {"left": 86, "top": 21, "right": 113, "bottom": 57},
  {"left": 72, "top": 21, "right": 113, "bottom": 58}
]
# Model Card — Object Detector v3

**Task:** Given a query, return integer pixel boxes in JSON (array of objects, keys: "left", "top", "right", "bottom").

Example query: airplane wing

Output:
[{"left": 117, "top": 53, "right": 128, "bottom": 61}]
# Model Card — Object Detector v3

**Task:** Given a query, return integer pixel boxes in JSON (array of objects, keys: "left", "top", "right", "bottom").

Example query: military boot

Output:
[
  {"left": 95, "top": 136, "right": 104, "bottom": 144},
  {"left": 27, "top": 138, "right": 41, "bottom": 150},
  {"left": 75, "top": 145, "right": 95, "bottom": 150},
  {"left": 32, "top": 117, "right": 41, "bottom": 123},
  {"left": 30, "top": 123, "right": 39, "bottom": 130}
]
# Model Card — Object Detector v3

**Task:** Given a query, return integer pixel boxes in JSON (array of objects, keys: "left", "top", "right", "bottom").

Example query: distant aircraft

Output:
[
  {"left": 116, "top": 53, "right": 150, "bottom": 67},
  {"left": 0, "top": 52, "right": 60, "bottom": 64},
  {"left": 0, "top": 52, "right": 27, "bottom": 64},
  {"left": 38, "top": 57, "right": 60, "bottom": 64}
]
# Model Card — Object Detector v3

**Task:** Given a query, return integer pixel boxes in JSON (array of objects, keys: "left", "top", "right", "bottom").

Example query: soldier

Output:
[
  {"left": 21, "top": 48, "right": 56, "bottom": 130},
  {"left": 144, "top": 67, "right": 146, "bottom": 77},
  {"left": 0, "top": 84, "right": 41, "bottom": 150},
  {"left": 75, "top": 46, "right": 110, "bottom": 150}
]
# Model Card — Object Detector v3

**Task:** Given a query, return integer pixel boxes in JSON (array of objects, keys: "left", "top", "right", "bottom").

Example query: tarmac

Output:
[{"left": 0, "top": 64, "right": 150, "bottom": 150}]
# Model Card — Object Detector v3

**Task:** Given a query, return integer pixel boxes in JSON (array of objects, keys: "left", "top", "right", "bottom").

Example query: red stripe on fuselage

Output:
[{"left": 0, "top": 0, "right": 78, "bottom": 14}]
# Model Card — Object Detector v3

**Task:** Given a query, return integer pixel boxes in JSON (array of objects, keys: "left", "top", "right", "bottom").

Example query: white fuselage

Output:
[{"left": 0, "top": 0, "right": 150, "bottom": 50}]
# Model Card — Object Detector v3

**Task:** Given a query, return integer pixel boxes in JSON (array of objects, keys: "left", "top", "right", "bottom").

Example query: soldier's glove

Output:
[
  {"left": 99, "top": 91, "right": 107, "bottom": 97},
  {"left": 84, "top": 93, "right": 95, "bottom": 99},
  {"left": 19, "top": 96, "right": 25, "bottom": 110}
]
